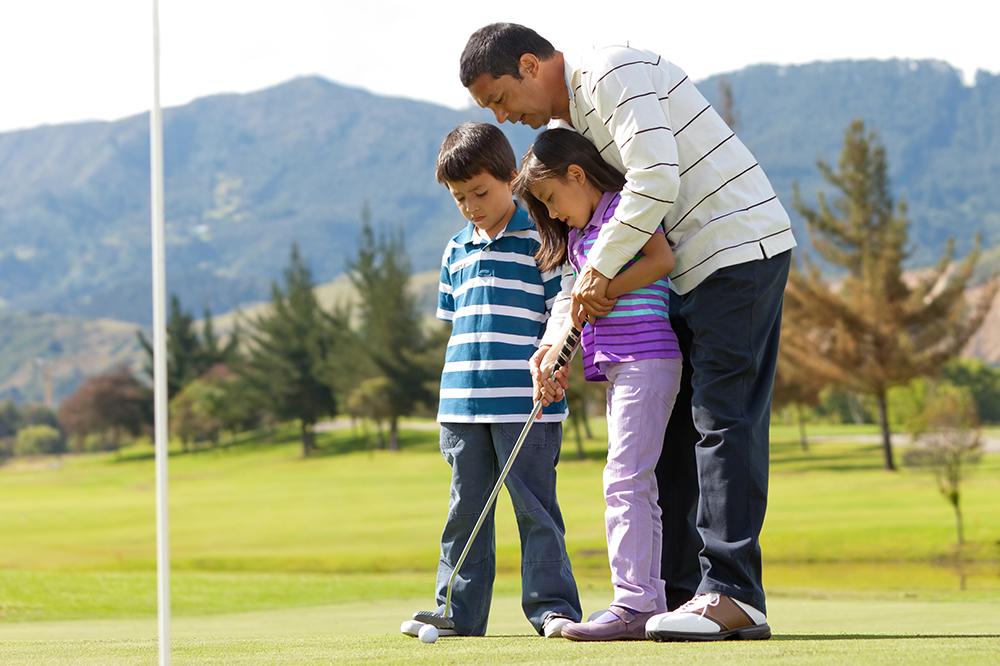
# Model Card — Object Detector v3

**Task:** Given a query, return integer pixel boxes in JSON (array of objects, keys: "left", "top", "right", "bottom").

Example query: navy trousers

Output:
[{"left": 656, "top": 250, "right": 791, "bottom": 614}]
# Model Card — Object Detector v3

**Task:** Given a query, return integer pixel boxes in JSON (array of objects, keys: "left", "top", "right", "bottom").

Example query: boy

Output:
[
  {"left": 459, "top": 24, "right": 795, "bottom": 641},
  {"left": 423, "top": 122, "right": 581, "bottom": 637}
]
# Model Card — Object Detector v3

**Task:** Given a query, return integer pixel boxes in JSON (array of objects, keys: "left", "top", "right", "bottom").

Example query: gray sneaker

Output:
[{"left": 542, "top": 614, "right": 573, "bottom": 638}]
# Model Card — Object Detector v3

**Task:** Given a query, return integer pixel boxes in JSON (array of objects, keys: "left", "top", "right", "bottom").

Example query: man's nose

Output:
[{"left": 493, "top": 108, "right": 509, "bottom": 123}]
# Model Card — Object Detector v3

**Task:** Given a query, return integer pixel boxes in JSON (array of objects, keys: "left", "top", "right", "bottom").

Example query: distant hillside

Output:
[
  {"left": 0, "top": 77, "right": 534, "bottom": 324},
  {"left": 1, "top": 60, "right": 998, "bottom": 326},
  {"left": 0, "top": 270, "right": 444, "bottom": 404},
  {"left": 210, "top": 269, "right": 443, "bottom": 336},
  {"left": 0, "top": 311, "right": 144, "bottom": 403}
]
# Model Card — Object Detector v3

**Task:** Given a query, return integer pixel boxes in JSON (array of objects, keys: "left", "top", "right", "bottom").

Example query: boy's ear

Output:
[{"left": 519, "top": 53, "right": 540, "bottom": 79}]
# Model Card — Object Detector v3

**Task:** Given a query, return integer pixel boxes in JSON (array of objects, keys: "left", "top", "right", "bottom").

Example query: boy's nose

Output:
[{"left": 493, "top": 108, "right": 509, "bottom": 124}]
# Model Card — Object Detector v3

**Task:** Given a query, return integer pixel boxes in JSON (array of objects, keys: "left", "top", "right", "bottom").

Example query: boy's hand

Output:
[{"left": 529, "top": 346, "right": 571, "bottom": 417}]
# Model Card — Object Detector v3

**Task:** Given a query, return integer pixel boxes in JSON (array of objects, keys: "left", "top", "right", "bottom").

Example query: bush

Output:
[
  {"left": 942, "top": 358, "right": 1000, "bottom": 424},
  {"left": 14, "top": 425, "right": 67, "bottom": 456}
]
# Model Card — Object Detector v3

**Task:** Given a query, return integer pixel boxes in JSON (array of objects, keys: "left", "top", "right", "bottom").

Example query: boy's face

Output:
[
  {"left": 445, "top": 171, "right": 516, "bottom": 238},
  {"left": 467, "top": 55, "right": 554, "bottom": 129}
]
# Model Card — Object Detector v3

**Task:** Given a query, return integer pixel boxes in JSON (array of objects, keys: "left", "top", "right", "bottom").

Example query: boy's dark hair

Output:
[
  {"left": 436, "top": 122, "right": 516, "bottom": 184},
  {"left": 514, "top": 128, "right": 626, "bottom": 272},
  {"left": 459, "top": 23, "right": 555, "bottom": 87}
]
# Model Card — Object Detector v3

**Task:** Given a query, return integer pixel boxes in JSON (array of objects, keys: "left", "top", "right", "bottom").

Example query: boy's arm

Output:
[
  {"left": 606, "top": 229, "right": 675, "bottom": 299},
  {"left": 583, "top": 51, "right": 680, "bottom": 280},
  {"left": 436, "top": 248, "right": 455, "bottom": 322}
]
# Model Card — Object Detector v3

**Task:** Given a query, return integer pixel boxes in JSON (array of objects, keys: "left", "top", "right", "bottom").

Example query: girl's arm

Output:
[{"left": 605, "top": 230, "right": 675, "bottom": 299}]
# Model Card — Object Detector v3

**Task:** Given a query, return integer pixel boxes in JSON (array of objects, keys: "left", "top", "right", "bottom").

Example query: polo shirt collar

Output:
[
  {"left": 460, "top": 203, "right": 531, "bottom": 245},
  {"left": 585, "top": 191, "right": 618, "bottom": 232}
]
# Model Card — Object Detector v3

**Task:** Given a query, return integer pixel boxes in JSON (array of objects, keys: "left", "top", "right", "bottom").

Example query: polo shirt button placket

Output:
[{"left": 479, "top": 243, "right": 492, "bottom": 277}]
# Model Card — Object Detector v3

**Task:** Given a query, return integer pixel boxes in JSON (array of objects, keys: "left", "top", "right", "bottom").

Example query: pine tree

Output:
[
  {"left": 138, "top": 295, "right": 201, "bottom": 397},
  {"left": 347, "top": 217, "right": 435, "bottom": 450},
  {"left": 240, "top": 244, "right": 339, "bottom": 456},
  {"left": 138, "top": 297, "right": 240, "bottom": 397},
  {"left": 785, "top": 120, "right": 996, "bottom": 470}
]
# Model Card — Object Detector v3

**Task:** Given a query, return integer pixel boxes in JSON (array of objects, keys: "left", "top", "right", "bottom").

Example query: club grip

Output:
[{"left": 549, "top": 326, "right": 582, "bottom": 375}]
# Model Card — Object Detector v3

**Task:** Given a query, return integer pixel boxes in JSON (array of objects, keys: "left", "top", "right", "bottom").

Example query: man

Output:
[{"left": 459, "top": 22, "right": 795, "bottom": 641}]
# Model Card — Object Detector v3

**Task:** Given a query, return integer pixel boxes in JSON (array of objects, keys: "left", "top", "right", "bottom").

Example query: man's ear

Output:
[{"left": 519, "top": 53, "right": 540, "bottom": 79}]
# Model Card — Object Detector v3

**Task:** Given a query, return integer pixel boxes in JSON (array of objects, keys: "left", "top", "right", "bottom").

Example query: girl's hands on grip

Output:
[{"left": 529, "top": 345, "right": 571, "bottom": 417}]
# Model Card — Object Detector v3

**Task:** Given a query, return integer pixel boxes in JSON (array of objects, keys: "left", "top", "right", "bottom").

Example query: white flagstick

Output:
[{"left": 149, "top": 0, "right": 171, "bottom": 663}]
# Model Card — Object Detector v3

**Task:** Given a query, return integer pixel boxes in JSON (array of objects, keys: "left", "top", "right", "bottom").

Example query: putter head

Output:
[{"left": 412, "top": 610, "right": 456, "bottom": 631}]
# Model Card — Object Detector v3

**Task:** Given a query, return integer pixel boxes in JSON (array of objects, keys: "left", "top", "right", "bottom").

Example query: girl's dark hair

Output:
[
  {"left": 514, "top": 128, "right": 626, "bottom": 272},
  {"left": 459, "top": 23, "right": 555, "bottom": 87}
]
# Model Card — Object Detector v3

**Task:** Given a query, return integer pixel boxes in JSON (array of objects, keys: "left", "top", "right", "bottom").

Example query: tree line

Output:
[{"left": 0, "top": 216, "right": 445, "bottom": 460}]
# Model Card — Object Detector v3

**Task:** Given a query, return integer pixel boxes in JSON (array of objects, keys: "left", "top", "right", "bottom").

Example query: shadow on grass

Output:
[
  {"left": 773, "top": 634, "right": 1000, "bottom": 641},
  {"left": 311, "top": 428, "right": 440, "bottom": 458},
  {"left": 110, "top": 428, "right": 283, "bottom": 464}
]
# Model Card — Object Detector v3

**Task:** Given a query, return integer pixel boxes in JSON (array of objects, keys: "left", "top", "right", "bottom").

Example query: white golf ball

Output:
[
  {"left": 400, "top": 620, "right": 422, "bottom": 636},
  {"left": 418, "top": 624, "right": 439, "bottom": 644}
]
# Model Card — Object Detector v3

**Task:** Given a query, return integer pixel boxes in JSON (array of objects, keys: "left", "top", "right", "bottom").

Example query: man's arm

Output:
[{"left": 583, "top": 52, "right": 680, "bottom": 279}]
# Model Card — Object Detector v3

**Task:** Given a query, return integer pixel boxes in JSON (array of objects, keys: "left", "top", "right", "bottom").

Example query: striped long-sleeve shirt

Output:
[
  {"left": 436, "top": 206, "right": 568, "bottom": 423},
  {"left": 559, "top": 45, "right": 796, "bottom": 294}
]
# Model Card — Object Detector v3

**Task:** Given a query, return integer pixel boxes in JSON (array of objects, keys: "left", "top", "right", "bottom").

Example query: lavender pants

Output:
[{"left": 601, "top": 357, "right": 682, "bottom": 613}]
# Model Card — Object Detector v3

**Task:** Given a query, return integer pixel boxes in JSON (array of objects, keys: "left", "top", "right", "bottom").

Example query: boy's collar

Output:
[{"left": 460, "top": 204, "right": 530, "bottom": 244}]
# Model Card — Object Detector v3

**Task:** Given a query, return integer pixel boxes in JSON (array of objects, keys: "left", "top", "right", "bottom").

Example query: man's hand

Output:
[
  {"left": 571, "top": 264, "right": 615, "bottom": 327},
  {"left": 529, "top": 346, "right": 570, "bottom": 417}
]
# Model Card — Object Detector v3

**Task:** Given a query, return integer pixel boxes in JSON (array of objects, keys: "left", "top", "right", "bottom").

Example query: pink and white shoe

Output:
[{"left": 645, "top": 593, "right": 771, "bottom": 641}]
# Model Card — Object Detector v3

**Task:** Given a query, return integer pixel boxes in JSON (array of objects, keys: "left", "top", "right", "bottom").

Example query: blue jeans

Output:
[{"left": 435, "top": 421, "right": 582, "bottom": 636}]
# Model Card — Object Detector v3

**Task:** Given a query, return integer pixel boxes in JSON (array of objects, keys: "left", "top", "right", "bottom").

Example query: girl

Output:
[{"left": 515, "top": 128, "right": 683, "bottom": 641}]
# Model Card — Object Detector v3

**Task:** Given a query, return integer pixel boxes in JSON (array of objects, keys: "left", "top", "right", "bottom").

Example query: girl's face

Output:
[{"left": 528, "top": 165, "right": 603, "bottom": 230}]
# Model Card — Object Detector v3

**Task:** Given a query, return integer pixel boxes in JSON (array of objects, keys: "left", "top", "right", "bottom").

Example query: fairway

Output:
[{"left": 1, "top": 421, "right": 998, "bottom": 663}]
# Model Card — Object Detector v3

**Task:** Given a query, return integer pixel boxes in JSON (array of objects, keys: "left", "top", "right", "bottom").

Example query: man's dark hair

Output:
[
  {"left": 435, "top": 122, "right": 516, "bottom": 184},
  {"left": 459, "top": 23, "right": 555, "bottom": 87}
]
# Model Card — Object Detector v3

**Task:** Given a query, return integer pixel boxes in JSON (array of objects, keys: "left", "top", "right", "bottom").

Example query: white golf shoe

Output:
[{"left": 645, "top": 592, "right": 771, "bottom": 641}]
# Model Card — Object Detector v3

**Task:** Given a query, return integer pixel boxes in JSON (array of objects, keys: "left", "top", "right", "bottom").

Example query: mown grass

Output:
[{"left": 0, "top": 420, "right": 997, "bottom": 663}]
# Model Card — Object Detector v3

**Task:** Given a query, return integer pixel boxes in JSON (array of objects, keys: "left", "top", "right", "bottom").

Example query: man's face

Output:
[{"left": 467, "top": 59, "right": 553, "bottom": 129}]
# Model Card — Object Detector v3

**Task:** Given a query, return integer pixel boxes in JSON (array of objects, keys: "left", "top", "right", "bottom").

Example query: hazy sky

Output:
[{"left": 1, "top": 0, "right": 995, "bottom": 133}]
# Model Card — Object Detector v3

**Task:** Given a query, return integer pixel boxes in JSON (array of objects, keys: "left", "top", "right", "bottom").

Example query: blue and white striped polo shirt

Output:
[{"left": 437, "top": 206, "right": 568, "bottom": 424}]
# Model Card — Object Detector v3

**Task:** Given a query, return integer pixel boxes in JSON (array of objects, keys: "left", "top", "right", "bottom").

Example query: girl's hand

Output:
[{"left": 529, "top": 346, "right": 570, "bottom": 415}]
